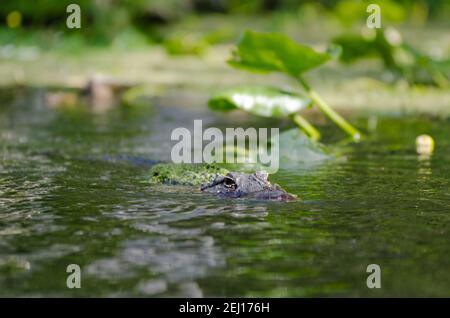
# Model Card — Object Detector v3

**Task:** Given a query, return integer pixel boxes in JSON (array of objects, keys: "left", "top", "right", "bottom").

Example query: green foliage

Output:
[
  {"left": 211, "top": 30, "right": 361, "bottom": 141},
  {"left": 208, "top": 86, "right": 311, "bottom": 118},
  {"left": 2, "top": 0, "right": 449, "bottom": 47},
  {"left": 228, "top": 30, "right": 331, "bottom": 77},
  {"left": 332, "top": 29, "right": 450, "bottom": 88}
]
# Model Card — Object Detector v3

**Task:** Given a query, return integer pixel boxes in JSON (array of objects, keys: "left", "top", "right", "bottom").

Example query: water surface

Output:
[{"left": 0, "top": 88, "right": 449, "bottom": 297}]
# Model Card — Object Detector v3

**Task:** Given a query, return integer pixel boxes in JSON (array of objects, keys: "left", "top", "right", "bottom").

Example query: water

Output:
[{"left": 0, "top": 88, "right": 449, "bottom": 297}]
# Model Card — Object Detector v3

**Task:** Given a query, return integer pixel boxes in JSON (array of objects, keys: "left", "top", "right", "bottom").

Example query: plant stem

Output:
[
  {"left": 297, "top": 76, "right": 361, "bottom": 141},
  {"left": 291, "top": 113, "right": 321, "bottom": 141}
]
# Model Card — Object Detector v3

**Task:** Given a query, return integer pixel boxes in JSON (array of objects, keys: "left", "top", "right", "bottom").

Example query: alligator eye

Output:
[{"left": 223, "top": 177, "right": 236, "bottom": 189}]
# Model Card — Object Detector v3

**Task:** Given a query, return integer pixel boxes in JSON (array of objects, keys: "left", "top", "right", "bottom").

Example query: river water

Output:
[{"left": 0, "top": 88, "right": 449, "bottom": 296}]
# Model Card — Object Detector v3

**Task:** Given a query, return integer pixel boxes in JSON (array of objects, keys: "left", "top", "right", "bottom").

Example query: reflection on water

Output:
[{"left": 0, "top": 88, "right": 449, "bottom": 297}]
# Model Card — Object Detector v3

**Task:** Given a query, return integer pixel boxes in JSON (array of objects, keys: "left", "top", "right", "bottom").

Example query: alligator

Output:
[{"left": 148, "top": 163, "right": 296, "bottom": 201}]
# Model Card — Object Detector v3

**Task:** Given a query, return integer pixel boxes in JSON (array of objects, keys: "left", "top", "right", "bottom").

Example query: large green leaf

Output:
[
  {"left": 228, "top": 31, "right": 331, "bottom": 77},
  {"left": 208, "top": 86, "right": 311, "bottom": 118}
]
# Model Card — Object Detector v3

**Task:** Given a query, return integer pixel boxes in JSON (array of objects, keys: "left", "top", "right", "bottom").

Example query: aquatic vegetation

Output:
[
  {"left": 332, "top": 28, "right": 450, "bottom": 88},
  {"left": 207, "top": 86, "right": 311, "bottom": 118},
  {"left": 209, "top": 85, "right": 318, "bottom": 139},
  {"left": 209, "top": 31, "right": 361, "bottom": 141},
  {"left": 148, "top": 163, "right": 229, "bottom": 186},
  {"left": 274, "top": 129, "right": 331, "bottom": 166}
]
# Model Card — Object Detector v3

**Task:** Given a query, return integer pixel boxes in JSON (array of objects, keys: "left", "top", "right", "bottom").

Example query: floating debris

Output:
[{"left": 416, "top": 134, "right": 435, "bottom": 156}]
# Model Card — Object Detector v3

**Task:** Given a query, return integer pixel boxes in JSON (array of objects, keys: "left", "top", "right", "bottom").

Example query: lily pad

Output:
[
  {"left": 208, "top": 86, "right": 311, "bottom": 118},
  {"left": 273, "top": 128, "right": 331, "bottom": 165}
]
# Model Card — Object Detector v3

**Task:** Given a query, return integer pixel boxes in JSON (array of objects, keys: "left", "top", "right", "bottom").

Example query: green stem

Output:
[
  {"left": 297, "top": 76, "right": 361, "bottom": 141},
  {"left": 291, "top": 113, "right": 321, "bottom": 141}
]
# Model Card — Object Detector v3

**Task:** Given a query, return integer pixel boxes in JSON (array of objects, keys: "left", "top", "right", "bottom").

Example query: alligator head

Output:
[{"left": 200, "top": 171, "right": 296, "bottom": 201}]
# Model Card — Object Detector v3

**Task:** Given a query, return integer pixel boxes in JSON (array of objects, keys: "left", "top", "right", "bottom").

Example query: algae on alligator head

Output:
[{"left": 148, "top": 163, "right": 230, "bottom": 186}]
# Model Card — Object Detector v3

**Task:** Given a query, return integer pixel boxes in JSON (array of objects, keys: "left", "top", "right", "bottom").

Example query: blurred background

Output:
[
  {"left": 1, "top": 0, "right": 449, "bottom": 46},
  {"left": 1, "top": 0, "right": 449, "bottom": 113}
]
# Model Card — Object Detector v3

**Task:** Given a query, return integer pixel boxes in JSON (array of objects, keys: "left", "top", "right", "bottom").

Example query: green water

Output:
[{"left": 0, "top": 88, "right": 449, "bottom": 297}]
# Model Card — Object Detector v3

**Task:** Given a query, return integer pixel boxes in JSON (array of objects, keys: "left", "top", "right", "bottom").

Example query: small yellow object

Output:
[
  {"left": 416, "top": 134, "right": 435, "bottom": 155},
  {"left": 7, "top": 11, "right": 22, "bottom": 28}
]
